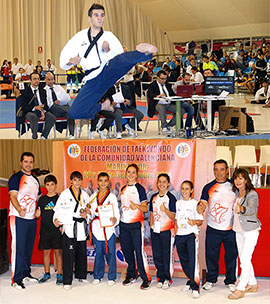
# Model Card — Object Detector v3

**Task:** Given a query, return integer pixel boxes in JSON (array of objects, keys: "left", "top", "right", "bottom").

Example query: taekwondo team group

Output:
[
  {"left": 9, "top": 151, "right": 261, "bottom": 300},
  {"left": 8, "top": 2, "right": 262, "bottom": 301}
]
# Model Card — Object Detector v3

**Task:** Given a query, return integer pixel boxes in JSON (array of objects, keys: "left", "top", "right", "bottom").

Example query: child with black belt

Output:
[
  {"left": 53, "top": 171, "right": 90, "bottom": 290},
  {"left": 175, "top": 180, "right": 203, "bottom": 299}
]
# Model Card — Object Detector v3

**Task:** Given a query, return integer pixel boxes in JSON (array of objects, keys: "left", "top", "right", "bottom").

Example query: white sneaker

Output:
[
  {"left": 40, "top": 136, "right": 46, "bottom": 139},
  {"left": 98, "top": 130, "right": 106, "bottom": 139},
  {"left": 156, "top": 281, "right": 163, "bottom": 288},
  {"left": 89, "top": 131, "right": 95, "bottom": 139},
  {"left": 162, "top": 280, "right": 170, "bottom": 290},
  {"left": 108, "top": 280, "right": 115, "bottom": 286},
  {"left": 125, "top": 124, "right": 134, "bottom": 136},
  {"left": 92, "top": 279, "right": 102, "bottom": 285},
  {"left": 192, "top": 290, "right": 200, "bottom": 299},
  {"left": 182, "top": 285, "right": 191, "bottom": 292},
  {"left": 11, "top": 282, "right": 25, "bottom": 289},
  {"left": 116, "top": 132, "right": 122, "bottom": 139},
  {"left": 68, "top": 135, "right": 75, "bottom": 140},
  {"left": 63, "top": 284, "right": 71, "bottom": 290},
  {"left": 162, "top": 127, "right": 171, "bottom": 135},
  {"left": 226, "top": 284, "right": 236, "bottom": 292},
  {"left": 203, "top": 282, "right": 216, "bottom": 290}
]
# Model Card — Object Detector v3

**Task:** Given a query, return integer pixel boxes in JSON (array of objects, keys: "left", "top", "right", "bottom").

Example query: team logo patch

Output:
[
  {"left": 67, "top": 144, "right": 81, "bottom": 158},
  {"left": 175, "top": 142, "right": 191, "bottom": 158},
  {"left": 116, "top": 249, "right": 125, "bottom": 262}
]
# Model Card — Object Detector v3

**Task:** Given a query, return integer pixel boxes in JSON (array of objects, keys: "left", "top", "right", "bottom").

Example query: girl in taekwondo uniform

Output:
[
  {"left": 149, "top": 173, "right": 176, "bottom": 290},
  {"left": 119, "top": 164, "right": 151, "bottom": 290}
]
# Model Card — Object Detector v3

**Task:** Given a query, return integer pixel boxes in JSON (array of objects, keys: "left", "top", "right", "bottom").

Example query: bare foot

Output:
[
  {"left": 263, "top": 103, "right": 270, "bottom": 108},
  {"left": 102, "top": 41, "right": 110, "bottom": 53},
  {"left": 136, "top": 43, "right": 158, "bottom": 55}
]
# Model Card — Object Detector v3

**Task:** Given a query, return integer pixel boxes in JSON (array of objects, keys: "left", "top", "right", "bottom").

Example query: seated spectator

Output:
[
  {"left": 202, "top": 55, "right": 219, "bottom": 75},
  {"left": 89, "top": 97, "right": 115, "bottom": 139},
  {"left": 44, "top": 72, "right": 75, "bottom": 138},
  {"left": 148, "top": 70, "right": 177, "bottom": 135},
  {"left": 236, "top": 51, "right": 248, "bottom": 72},
  {"left": 173, "top": 59, "right": 182, "bottom": 79},
  {"left": 168, "top": 55, "right": 177, "bottom": 70},
  {"left": 221, "top": 55, "right": 236, "bottom": 73},
  {"left": 24, "top": 59, "right": 35, "bottom": 75},
  {"left": 244, "top": 78, "right": 270, "bottom": 106},
  {"left": 162, "top": 57, "right": 170, "bottom": 69},
  {"left": 44, "top": 59, "right": 57, "bottom": 74},
  {"left": 134, "top": 64, "right": 149, "bottom": 98},
  {"left": 35, "top": 60, "right": 43, "bottom": 72},
  {"left": 1, "top": 59, "right": 8, "bottom": 76},
  {"left": 163, "top": 65, "right": 177, "bottom": 82},
  {"left": 20, "top": 72, "right": 56, "bottom": 139},
  {"left": 254, "top": 53, "right": 267, "bottom": 93},
  {"left": 15, "top": 68, "right": 29, "bottom": 81},
  {"left": 36, "top": 66, "right": 45, "bottom": 81},
  {"left": 186, "top": 58, "right": 196, "bottom": 75},
  {"left": 106, "top": 81, "right": 144, "bottom": 139},
  {"left": 191, "top": 67, "right": 204, "bottom": 84},
  {"left": 11, "top": 58, "right": 23, "bottom": 76}
]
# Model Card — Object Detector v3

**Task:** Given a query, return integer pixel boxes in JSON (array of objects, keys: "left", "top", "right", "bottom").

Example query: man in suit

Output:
[
  {"left": 44, "top": 72, "right": 75, "bottom": 139},
  {"left": 106, "top": 81, "right": 144, "bottom": 139},
  {"left": 134, "top": 65, "right": 149, "bottom": 98},
  {"left": 147, "top": 70, "right": 177, "bottom": 135},
  {"left": 21, "top": 72, "right": 56, "bottom": 139}
]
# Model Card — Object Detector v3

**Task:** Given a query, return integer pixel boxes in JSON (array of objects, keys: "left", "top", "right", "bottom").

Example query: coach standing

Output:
[
  {"left": 197, "top": 159, "right": 238, "bottom": 292},
  {"left": 9, "top": 152, "right": 41, "bottom": 289}
]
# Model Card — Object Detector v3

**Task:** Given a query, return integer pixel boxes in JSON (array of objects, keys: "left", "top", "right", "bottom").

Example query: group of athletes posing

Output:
[{"left": 9, "top": 153, "right": 261, "bottom": 300}]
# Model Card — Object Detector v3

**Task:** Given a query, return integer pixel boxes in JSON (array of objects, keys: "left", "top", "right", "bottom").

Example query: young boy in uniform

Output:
[
  {"left": 35, "top": 175, "right": 63, "bottom": 285},
  {"left": 89, "top": 172, "right": 120, "bottom": 286},
  {"left": 53, "top": 171, "right": 90, "bottom": 290}
]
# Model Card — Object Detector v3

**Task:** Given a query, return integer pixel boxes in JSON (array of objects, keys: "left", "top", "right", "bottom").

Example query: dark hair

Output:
[
  {"left": 88, "top": 3, "right": 105, "bottom": 16},
  {"left": 157, "top": 173, "right": 170, "bottom": 183},
  {"left": 98, "top": 172, "right": 109, "bottom": 180},
  {"left": 157, "top": 70, "right": 167, "bottom": 78},
  {"left": 20, "top": 152, "right": 34, "bottom": 162},
  {"left": 214, "top": 159, "right": 228, "bottom": 168},
  {"left": 163, "top": 65, "right": 171, "bottom": 72},
  {"left": 44, "top": 174, "right": 57, "bottom": 184},
  {"left": 181, "top": 180, "right": 194, "bottom": 194},
  {"left": 183, "top": 72, "right": 191, "bottom": 78},
  {"left": 260, "top": 78, "right": 268, "bottom": 85},
  {"left": 231, "top": 168, "right": 255, "bottom": 193},
  {"left": 30, "top": 72, "right": 39, "bottom": 80},
  {"left": 126, "top": 163, "right": 139, "bottom": 174},
  {"left": 191, "top": 66, "right": 198, "bottom": 71},
  {"left": 70, "top": 171, "right": 83, "bottom": 180},
  {"left": 202, "top": 55, "right": 209, "bottom": 60}
]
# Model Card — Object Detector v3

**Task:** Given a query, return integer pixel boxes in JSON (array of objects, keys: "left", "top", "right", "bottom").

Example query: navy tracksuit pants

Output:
[
  {"left": 10, "top": 216, "right": 36, "bottom": 284},
  {"left": 69, "top": 50, "right": 152, "bottom": 119},
  {"left": 205, "top": 226, "right": 238, "bottom": 284},
  {"left": 175, "top": 233, "right": 200, "bottom": 291},
  {"left": 151, "top": 229, "right": 173, "bottom": 282},
  {"left": 119, "top": 221, "right": 150, "bottom": 281}
]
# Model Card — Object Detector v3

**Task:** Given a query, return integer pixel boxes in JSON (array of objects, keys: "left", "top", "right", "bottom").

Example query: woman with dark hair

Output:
[{"left": 228, "top": 168, "right": 261, "bottom": 300}]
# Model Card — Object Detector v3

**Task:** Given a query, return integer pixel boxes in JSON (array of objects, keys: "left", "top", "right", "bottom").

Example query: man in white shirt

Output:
[
  {"left": 12, "top": 58, "right": 23, "bottom": 76},
  {"left": 186, "top": 59, "right": 196, "bottom": 75},
  {"left": 24, "top": 59, "right": 35, "bottom": 75},
  {"left": 44, "top": 72, "right": 75, "bottom": 138},
  {"left": 191, "top": 67, "right": 204, "bottom": 84},
  {"left": 44, "top": 59, "right": 57, "bottom": 74},
  {"left": 60, "top": 3, "right": 157, "bottom": 120}
]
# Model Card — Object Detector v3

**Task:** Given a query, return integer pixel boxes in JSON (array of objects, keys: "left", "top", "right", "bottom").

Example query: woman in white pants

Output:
[{"left": 228, "top": 168, "right": 261, "bottom": 300}]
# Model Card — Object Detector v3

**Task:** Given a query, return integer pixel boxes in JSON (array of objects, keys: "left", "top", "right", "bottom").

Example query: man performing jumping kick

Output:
[{"left": 60, "top": 3, "right": 157, "bottom": 119}]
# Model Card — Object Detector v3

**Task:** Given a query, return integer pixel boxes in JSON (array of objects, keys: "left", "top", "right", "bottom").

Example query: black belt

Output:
[
  {"left": 73, "top": 217, "right": 88, "bottom": 240},
  {"left": 84, "top": 66, "right": 101, "bottom": 77}
]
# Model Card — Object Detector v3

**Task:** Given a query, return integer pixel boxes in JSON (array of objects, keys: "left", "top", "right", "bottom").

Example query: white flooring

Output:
[
  {"left": 0, "top": 266, "right": 269, "bottom": 304},
  {"left": 0, "top": 93, "right": 270, "bottom": 139}
]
